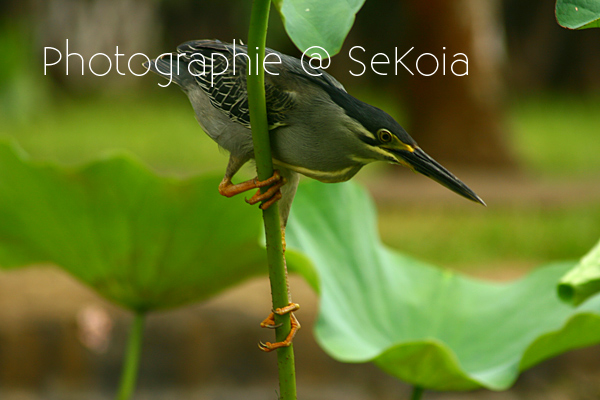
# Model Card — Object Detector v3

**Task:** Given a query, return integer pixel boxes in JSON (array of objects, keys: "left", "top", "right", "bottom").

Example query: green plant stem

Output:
[
  {"left": 247, "top": 0, "right": 297, "bottom": 399},
  {"left": 411, "top": 386, "right": 424, "bottom": 400},
  {"left": 116, "top": 312, "right": 145, "bottom": 400}
]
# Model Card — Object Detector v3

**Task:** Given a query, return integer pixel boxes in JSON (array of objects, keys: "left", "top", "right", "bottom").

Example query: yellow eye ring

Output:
[{"left": 378, "top": 129, "right": 393, "bottom": 143}]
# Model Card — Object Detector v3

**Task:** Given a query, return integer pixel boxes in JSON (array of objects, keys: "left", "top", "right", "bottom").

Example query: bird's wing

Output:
[{"left": 177, "top": 40, "right": 298, "bottom": 129}]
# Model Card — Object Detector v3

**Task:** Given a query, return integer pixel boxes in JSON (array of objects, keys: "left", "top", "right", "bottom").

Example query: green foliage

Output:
[
  {"left": 272, "top": 0, "right": 366, "bottom": 58},
  {"left": 2, "top": 142, "right": 600, "bottom": 391},
  {"left": 559, "top": 240, "right": 600, "bottom": 305},
  {"left": 0, "top": 141, "right": 265, "bottom": 311},
  {"left": 556, "top": 0, "right": 600, "bottom": 29},
  {"left": 285, "top": 181, "right": 600, "bottom": 391}
]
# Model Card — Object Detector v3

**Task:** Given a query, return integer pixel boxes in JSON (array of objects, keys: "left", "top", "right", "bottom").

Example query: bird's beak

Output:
[{"left": 392, "top": 147, "right": 486, "bottom": 206}]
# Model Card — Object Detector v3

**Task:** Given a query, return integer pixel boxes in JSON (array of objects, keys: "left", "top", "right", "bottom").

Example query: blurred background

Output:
[{"left": 1, "top": 0, "right": 599, "bottom": 399}]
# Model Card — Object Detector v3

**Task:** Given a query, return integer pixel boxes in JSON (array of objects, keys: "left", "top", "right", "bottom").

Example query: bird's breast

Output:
[{"left": 272, "top": 159, "right": 363, "bottom": 183}]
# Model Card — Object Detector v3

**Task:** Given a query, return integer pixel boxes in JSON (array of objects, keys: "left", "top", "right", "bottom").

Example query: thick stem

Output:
[
  {"left": 247, "top": 0, "right": 297, "bottom": 399},
  {"left": 411, "top": 386, "right": 425, "bottom": 400},
  {"left": 115, "top": 312, "right": 145, "bottom": 400}
]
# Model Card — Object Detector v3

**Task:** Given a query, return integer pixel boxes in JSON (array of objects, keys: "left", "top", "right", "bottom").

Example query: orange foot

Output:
[
  {"left": 258, "top": 303, "right": 301, "bottom": 352},
  {"left": 218, "top": 170, "right": 286, "bottom": 210}
]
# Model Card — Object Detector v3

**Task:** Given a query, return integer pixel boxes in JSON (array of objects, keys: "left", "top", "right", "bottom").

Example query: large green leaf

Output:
[
  {"left": 0, "top": 142, "right": 265, "bottom": 311},
  {"left": 558, "top": 239, "right": 600, "bottom": 305},
  {"left": 273, "top": 0, "right": 366, "bottom": 58},
  {"left": 286, "top": 181, "right": 600, "bottom": 391},
  {"left": 556, "top": 0, "right": 600, "bottom": 29}
]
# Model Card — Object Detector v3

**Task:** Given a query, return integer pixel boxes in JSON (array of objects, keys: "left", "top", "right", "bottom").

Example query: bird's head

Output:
[{"left": 343, "top": 98, "right": 485, "bottom": 206}]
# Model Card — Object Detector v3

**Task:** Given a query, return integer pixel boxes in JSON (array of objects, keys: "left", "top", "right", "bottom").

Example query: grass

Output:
[
  {"left": 378, "top": 203, "right": 600, "bottom": 272},
  {"left": 1, "top": 92, "right": 225, "bottom": 177},
  {"left": 509, "top": 94, "right": 600, "bottom": 177},
  {"left": 2, "top": 91, "right": 599, "bottom": 271}
]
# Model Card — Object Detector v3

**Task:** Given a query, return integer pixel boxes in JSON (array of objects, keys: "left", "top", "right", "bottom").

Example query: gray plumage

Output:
[{"left": 146, "top": 39, "right": 484, "bottom": 226}]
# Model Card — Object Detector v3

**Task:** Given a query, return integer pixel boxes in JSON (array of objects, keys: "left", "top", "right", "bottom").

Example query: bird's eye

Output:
[{"left": 378, "top": 129, "right": 393, "bottom": 143}]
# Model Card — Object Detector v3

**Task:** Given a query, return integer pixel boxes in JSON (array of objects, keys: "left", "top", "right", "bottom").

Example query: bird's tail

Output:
[{"left": 144, "top": 54, "right": 195, "bottom": 88}]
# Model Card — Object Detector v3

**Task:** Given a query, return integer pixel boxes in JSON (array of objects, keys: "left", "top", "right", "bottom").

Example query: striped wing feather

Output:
[{"left": 178, "top": 40, "right": 295, "bottom": 129}]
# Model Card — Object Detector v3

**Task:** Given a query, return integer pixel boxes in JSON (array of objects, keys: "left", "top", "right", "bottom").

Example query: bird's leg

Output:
[
  {"left": 218, "top": 170, "right": 281, "bottom": 198},
  {"left": 258, "top": 302, "right": 301, "bottom": 352},
  {"left": 258, "top": 249, "right": 300, "bottom": 352},
  {"left": 281, "top": 227, "right": 286, "bottom": 253},
  {"left": 245, "top": 175, "right": 286, "bottom": 209},
  {"left": 218, "top": 171, "right": 286, "bottom": 210}
]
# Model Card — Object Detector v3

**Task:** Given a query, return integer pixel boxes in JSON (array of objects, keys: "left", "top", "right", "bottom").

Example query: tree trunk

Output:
[{"left": 405, "top": 0, "right": 515, "bottom": 169}]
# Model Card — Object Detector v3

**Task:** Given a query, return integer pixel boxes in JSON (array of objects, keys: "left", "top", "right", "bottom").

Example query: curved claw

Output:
[
  {"left": 260, "top": 318, "right": 283, "bottom": 329},
  {"left": 258, "top": 341, "right": 278, "bottom": 352},
  {"left": 259, "top": 339, "right": 291, "bottom": 352}
]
